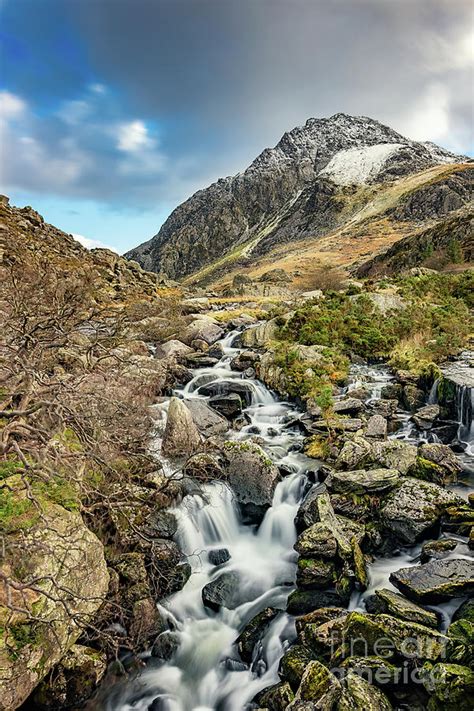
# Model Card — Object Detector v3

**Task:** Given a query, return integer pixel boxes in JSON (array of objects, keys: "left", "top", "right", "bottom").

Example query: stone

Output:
[
  {"left": 222, "top": 441, "right": 280, "bottom": 522},
  {"left": 333, "top": 398, "right": 365, "bottom": 415},
  {"left": 335, "top": 436, "right": 373, "bottom": 470},
  {"left": 295, "top": 483, "right": 326, "bottom": 531},
  {"left": 453, "top": 598, "right": 474, "bottom": 624},
  {"left": 447, "top": 619, "right": 474, "bottom": 666},
  {"left": 296, "top": 660, "right": 342, "bottom": 703},
  {"left": 365, "top": 414, "right": 387, "bottom": 439},
  {"left": 286, "top": 589, "right": 344, "bottom": 615},
  {"left": 158, "top": 339, "right": 193, "bottom": 359},
  {"left": 151, "top": 631, "right": 180, "bottom": 660},
  {"left": 237, "top": 607, "right": 279, "bottom": 662},
  {"left": 185, "top": 398, "right": 229, "bottom": 436},
  {"left": 146, "top": 510, "right": 178, "bottom": 539},
  {"left": 208, "top": 393, "right": 243, "bottom": 419},
  {"left": 0, "top": 486, "right": 109, "bottom": 710},
  {"left": 230, "top": 350, "right": 260, "bottom": 371},
  {"left": 420, "top": 662, "right": 474, "bottom": 711},
  {"left": 161, "top": 397, "right": 201, "bottom": 458},
  {"left": 199, "top": 380, "right": 254, "bottom": 406},
  {"left": 202, "top": 571, "right": 245, "bottom": 611},
  {"left": 412, "top": 404, "right": 440, "bottom": 429},
  {"left": 32, "top": 645, "right": 107, "bottom": 709},
  {"left": 256, "top": 682, "right": 294, "bottom": 711},
  {"left": 184, "top": 352, "right": 219, "bottom": 367},
  {"left": 296, "top": 558, "right": 336, "bottom": 589},
  {"left": 208, "top": 548, "right": 230, "bottom": 566},
  {"left": 381, "top": 478, "right": 464, "bottom": 544},
  {"left": 369, "top": 398, "right": 398, "bottom": 418},
  {"left": 402, "top": 384, "right": 426, "bottom": 412},
  {"left": 417, "top": 442, "right": 462, "bottom": 480},
  {"left": 182, "top": 318, "right": 224, "bottom": 346},
  {"left": 370, "top": 439, "right": 418, "bottom": 474},
  {"left": 339, "top": 671, "right": 393, "bottom": 710},
  {"left": 310, "top": 417, "right": 363, "bottom": 433},
  {"left": 390, "top": 558, "right": 474, "bottom": 603},
  {"left": 420, "top": 538, "right": 459, "bottom": 563},
  {"left": 130, "top": 598, "right": 166, "bottom": 645},
  {"left": 326, "top": 468, "right": 399, "bottom": 494},
  {"left": 367, "top": 588, "right": 438, "bottom": 628},
  {"left": 240, "top": 318, "right": 279, "bottom": 347},
  {"left": 279, "top": 644, "right": 316, "bottom": 691},
  {"left": 294, "top": 522, "right": 338, "bottom": 559}
]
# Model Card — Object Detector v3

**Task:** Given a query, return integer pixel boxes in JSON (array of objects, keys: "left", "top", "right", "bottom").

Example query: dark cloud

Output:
[{"left": 1, "top": 0, "right": 472, "bottom": 212}]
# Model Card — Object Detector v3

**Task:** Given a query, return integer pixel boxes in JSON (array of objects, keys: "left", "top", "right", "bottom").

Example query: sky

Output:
[{"left": 0, "top": 0, "right": 472, "bottom": 254}]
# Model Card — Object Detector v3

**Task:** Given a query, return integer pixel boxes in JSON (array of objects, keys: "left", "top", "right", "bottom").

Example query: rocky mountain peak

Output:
[{"left": 126, "top": 114, "right": 469, "bottom": 279}]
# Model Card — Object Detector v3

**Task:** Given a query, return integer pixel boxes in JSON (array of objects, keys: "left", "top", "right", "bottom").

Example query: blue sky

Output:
[{"left": 0, "top": 0, "right": 472, "bottom": 253}]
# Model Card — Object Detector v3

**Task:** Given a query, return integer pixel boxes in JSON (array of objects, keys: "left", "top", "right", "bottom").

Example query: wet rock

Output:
[
  {"left": 294, "top": 522, "right": 338, "bottom": 559},
  {"left": 230, "top": 350, "right": 260, "bottom": 371},
  {"left": 146, "top": 510, "right": 178, "bottom": 539},
  {"left": 183, "top": 452, "right": 224, "bottom": 482},
  {"left": 390, "top": 558, "right": 474, "bottom": 603},
  {"left": 295, "top": 659, "right": 342, "bottom": 704},
  {"left": 365, "top": 414, "right": 387, "bottom": 440},
  {"left": 208, "top": 393, "right": 243, "bottom": 419},
  {"left": 295, "top": 483, "right": 327, "bottom": 531},
  {"left": 184, "top": 352, "right": 220, "bottom": 367},
  {"left": 402, "top": 384, "right": 426, "bottom": 412},
  {"left": 237, "top": 607, "right": 280, "bottom": 663},
  {"left": 32, "top": 645, "right": 107, "bottom": 709},
  {"left": 333, "top": 398, "right": 365, "bottom": 415},
  {"left": 417, "top": 442, "right": 462, "bottom": 481},
  {"left": 296, "top": 558, "right": 336, "bottom": 589},
  {"left": 311, "top": 417, "right": 363, "bottom": 433},
  {"left": 182, "top": 318, "right": 224, "bottom": 346},
  {"left": 339, "top": 671, "right": 392, "bottom": 710},
  {"left": 453, "top": 598, "right": 474, "bottom": 624},
  {"left": 412, "top": 403, "right": 440, "bottom": 429},
  {"left": 185, "top": 398, "right": 229, "bottom": 436},
  {"left": 161, "top": 397, "right": 201, "bottom": 458},
  {"left": 448, "top": 619, "right": 474, "bottom": 666},
  {"left": 335, "top": 436, "right": 373, "bottom": 470},
  {"left": 326, "top": 468, "right": 399, "bottom": 494},
  {"left": 286, "top": 589, "right": 344, "bottom": 615},
  {"left": 240, "top": 318, "right": 280, "bottom": 347},
  {"left": 430, "top": 421, "right": 460, "bottom": 444},
  {"left": 368, "top": 398, "right": 398, "bottom": 418},
  {"left": 199, "top": 380, "right": 254, "bottom": 406},
  {"left": 256, "top": 682, "right": 294, "bottom": 711},
  {"left": 380, "top": 383, "right": 403, "bottom": 402},
  {"left": 381, "top": 478, "right": 464, "bottom": 543},
  {"left": 202, "top": 571, "right": 243, "bottom": 611},
  {"left": 420, "top": 662, "right": 474, "bottom": 710},
  {"left": 130, "top": 598, "right": 167, "bottom": 646},
  {"left": 365, "top": 588, "right": 438, "bottom": 628},
  {"left": 222, "top": 441, "right": 280, "bottom": 522},
  {"left": 207, "top": 342, "right": 224, "bottom": 359},
  {"left": 208, "top": 548, "right": 230, "bottom": 566},
  {"left": 340, "top": 655, "right": 400, "bottom": 687},
  {"left": 279, "top": 644, "right": 316, "bottom": 691},
  {"left": 151, "top": 631, "right": 180, "bottom": 660},
  {"left": 420, "top": 538, "right": 459, "bottom": 563},
  {"left": 370, "top": 439, "right": 418, "bottom": 475}
]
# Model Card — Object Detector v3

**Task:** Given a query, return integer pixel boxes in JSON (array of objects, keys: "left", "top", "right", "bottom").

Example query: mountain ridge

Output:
[{"left": 125, "top": 114, "right": 471, "bottom": 283}]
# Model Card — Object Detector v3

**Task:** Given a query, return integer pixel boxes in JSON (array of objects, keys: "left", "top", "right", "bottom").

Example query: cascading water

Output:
[{"left": 101, "top": 329, "right": 309, "bottom": 711}]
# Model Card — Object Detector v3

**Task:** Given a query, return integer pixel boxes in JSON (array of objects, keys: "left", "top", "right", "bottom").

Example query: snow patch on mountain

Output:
[{"left": 319, "top": 143, "right": 405, "bottom": 185}]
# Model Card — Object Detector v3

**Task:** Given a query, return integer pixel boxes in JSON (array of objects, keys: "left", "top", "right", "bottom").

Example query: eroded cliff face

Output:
[{"left": 126, "top": 113, "right": 468, "bottom": 280}]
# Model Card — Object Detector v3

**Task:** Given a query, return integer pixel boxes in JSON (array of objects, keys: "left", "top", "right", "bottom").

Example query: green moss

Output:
[
  {"left": 33, "top": 476, "right": 80, "bottom": 512},
  {"left": 0, "top": 458, "right": 23, "bottom": 480},
  {"left": 0, "top": 489, "right": 39, "bottom": 532}
]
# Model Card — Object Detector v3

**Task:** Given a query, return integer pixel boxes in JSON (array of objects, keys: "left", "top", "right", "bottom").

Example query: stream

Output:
[{"left": 100, "top": 330, "right": 474, "bottom": 711}]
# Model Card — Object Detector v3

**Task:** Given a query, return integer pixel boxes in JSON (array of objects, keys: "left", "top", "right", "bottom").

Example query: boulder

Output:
[
  {"left": 381, "top": 478, "right": 463, "bottom": 543},
  {"left": 370, "top": 439, "right": 418, "bottom": 475},
  {"left": 412, "top": 404, "right": 440, "bottom": 430},
  {"left": 365, "top": 414, "right": 387, "bottom": 440},
  {"left": 402, "top": 384, "right": 426, "bottom": 412},
  {"left": 417, "top": 442, "right": 462, "bottom": 481},
  {"left": 222, "top": 441, "right": 280, "bottom": 522},
  {"left": 420, "top": 538, "right": 459, "bottom": 563},
  {"left": 339, "top": 671, "right": 393, "bottom": 710},
  {"left": 294, "top": 523, "right": 338, "bottom": 559},
  {"left": 286, "top": 589, "right": 344, "bottom": 615},
  {"left": 365, "top": 588, "right": 438, "bottom": 628},
  {"left": 151, "top": 631, "right": 180, "bottom": 660},
  {"left": 32, "top": 644, "right": 107, "bottom": 710},
  {"left": 185, "top": 398, "right": 229, "bottom": 436},
  {"left": 240, "top": 318, "right": 279, "bottom": 347},
  {"left": 208, "top": 393, "right": 243, "bottom": 419},
  {"left": 230, "top": 350, "right": 260, "bottom": 372},
  {"left": 199, "top": 380, "right": 254, "bottom": 406},
  {"left": 182, "top": 318, "right": 224, "bottom": 346},
  {"left": 256, "top": 682, "right": 294, "bottom": 711},
  {"left": 208, "top": 548, "right": 231, "bottom": 566},
  {"left": 333, "top": 398, "right": 365, "bottom": 415},
  {"left": 183, "top": 452, "right": 224, "bottom": 482},
  {"left": 158, "top": 339, "right": 193, "bottom": 359},
  {"left": 296, "top": 558, "right": 336, "bottom": 589},
  {"left": 294, "top": 660, "right": 342, "bottom": 704},
  {"left": 0, "top": 484, "right": 109, "bottom": 711},
  {"left": 237, "top": 607, "right": 280, "bottom": 662},
  {"left": 326, "top": 468, "right": 399, "bottom": 494},
  {"left": 390, "top": 558, "right": 474, "bottom": 603},
  {"left": 279, "top": 644, "right": 316, "bottom": 691},
  {"left": 336, "top": 436, "right": 373, "bottom": 470},
  {"left": 161, "top": 397, "right": 201, "bottom": 458},
  {"left": 202, "top": 571, "right": 243, "bottom": 611},
  {"left": 420, "top": 662, "right": 474, "bottom": 711},
  {"left": 146, "top": 510, "right": 178, "bottom": 539}
]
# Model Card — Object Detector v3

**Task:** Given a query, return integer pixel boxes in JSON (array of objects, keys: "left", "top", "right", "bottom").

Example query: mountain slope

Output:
[{"left": 126, "top": 113, "right": 470, "bottom": 283}]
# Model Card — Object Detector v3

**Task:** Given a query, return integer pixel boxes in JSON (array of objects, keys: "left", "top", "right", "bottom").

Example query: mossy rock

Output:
[
  {"left": 296, "top": 558, "right": 336, "bottom": 590},
  {"left": 338, "top": 671, "right": 393, "bottom": 710},
  {"left": 279, "top": 644, "right": 315, "bottom": 691},
  {"left": 447, "top": 619, "right": 474, "bottom": 666},
  {"left": 341, "top": 655, "right": 401, "bottom": 687},
  {"left": 297, "top": 659, "right": 342, "bottom": 703},
  {"left": 421, "top": 662, "right": 474, "bottom": 710},
  {"left": 255, "top": 681, "right": 294, "bottom": 711}
]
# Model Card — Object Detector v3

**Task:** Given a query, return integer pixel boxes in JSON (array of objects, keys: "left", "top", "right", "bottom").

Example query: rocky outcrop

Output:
[
  {"left": 390, "top": 558, "right": 474, "bottom": 603},
  {"left": 0, "top": 479, "right": 109, "bottom": 711},
  {"left": 161, "top": 397, "right": 201, "bottom": 458}
]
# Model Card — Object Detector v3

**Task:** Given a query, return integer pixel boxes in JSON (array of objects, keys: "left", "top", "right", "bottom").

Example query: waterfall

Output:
[{"left": 456, "top": 384, "right": 474, "bottom": 446}]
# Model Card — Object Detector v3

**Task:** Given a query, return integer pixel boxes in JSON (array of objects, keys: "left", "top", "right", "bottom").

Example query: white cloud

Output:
[
  {"left": 399, "top": 83, "right": 450, "bottom": 143},
  {"left": 89, "top": 83, "right": 107, "bottom": 95},
  {"left": 72, "top": 233, "right": 112, "bottom": 250},
  {"left": 0, "top": 90, "right": 26, "bottom": 119},
  {"left": 117, "top": 120, "right": 155, "bottom": 152}
]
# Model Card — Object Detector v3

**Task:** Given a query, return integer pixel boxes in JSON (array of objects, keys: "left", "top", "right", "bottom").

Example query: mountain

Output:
[{"left": 126, "top": 113, "right": 472, "bottom": 286}]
